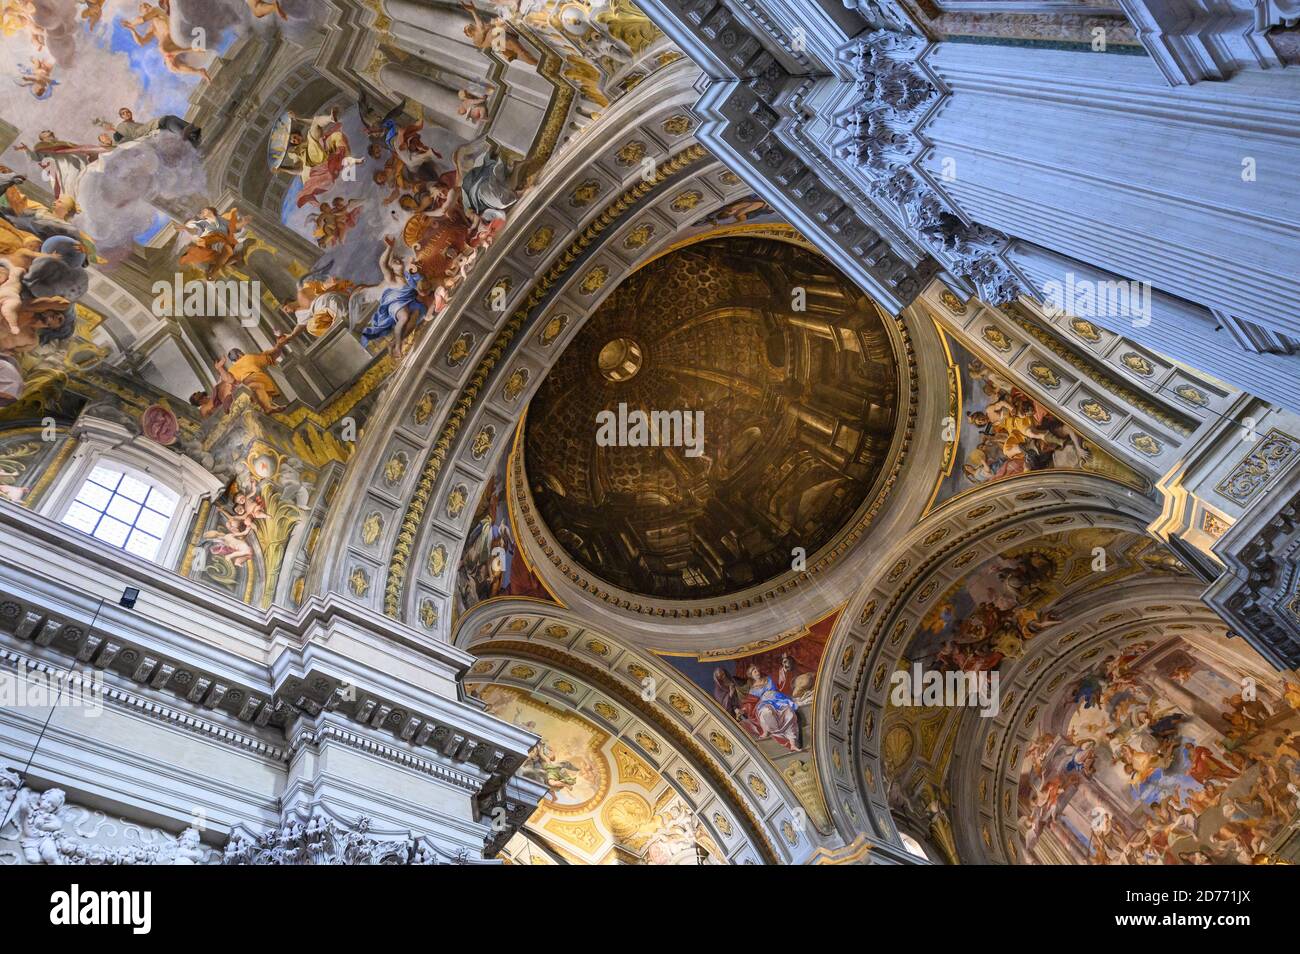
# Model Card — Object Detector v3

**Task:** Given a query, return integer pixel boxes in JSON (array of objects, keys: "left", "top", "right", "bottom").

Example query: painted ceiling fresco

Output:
[
  {"left": 900, "top": 528, "right": 1183, "bottom": 678},
  {"left": 1017, "top": 632, "right": 1300, "bottom": 865},
  {"left": 659, "top": 608, "right": 840, "bottom": 835},
  {"left": 453, "top": 425, "right": 552, "bottom": 627},
  {"left": 881, "top": 522, "right": 1300, "bottom": 865},
  {"left": 0, "top": 0, "right": 673, "bottom": 607},
  {"left": 1, "top": 2, "right": 1292, "bottom": 872},
  {"left": 523, "top": 235, "right": 900, "bottom": 600},
  {"left": 927, "top": 332, "right": 1145, "bottom": 512},
  {"left": 470, "top": 683, "right": 722, "bottom": 863}
]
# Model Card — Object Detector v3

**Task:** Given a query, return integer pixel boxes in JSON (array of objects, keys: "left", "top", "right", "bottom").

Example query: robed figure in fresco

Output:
[
  {"left": 13, "top": 130, "right": 109, "bottom": 219},
  {"left": 271, "top": 109, "right": 352, "bottom": 208},
  {"left": 739, "top": 664, "right": 802, "bottom": 751}
]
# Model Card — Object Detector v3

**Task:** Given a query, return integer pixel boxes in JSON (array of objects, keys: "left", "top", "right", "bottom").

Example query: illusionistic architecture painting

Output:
[{"left": 0, "top": 0, "right": 1299, "bottom": 891}]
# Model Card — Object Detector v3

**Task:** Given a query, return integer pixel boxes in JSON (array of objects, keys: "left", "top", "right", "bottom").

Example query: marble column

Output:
[{"left": 917, "top": 42, "right": 1300, "bottom": 341}]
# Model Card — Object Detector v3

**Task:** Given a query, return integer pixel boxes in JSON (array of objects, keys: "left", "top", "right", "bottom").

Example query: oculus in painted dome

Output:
[{"left": 523, "top": 235, "right": 901, "bottom": 600}]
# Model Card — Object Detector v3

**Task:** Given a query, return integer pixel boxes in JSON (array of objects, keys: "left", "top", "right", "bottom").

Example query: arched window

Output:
[
  {"left": 60, "top": 464, "right": 179, "bottom": 561},
  {"left": 40, "top": 416, "right": 221, "bottom": 567}
]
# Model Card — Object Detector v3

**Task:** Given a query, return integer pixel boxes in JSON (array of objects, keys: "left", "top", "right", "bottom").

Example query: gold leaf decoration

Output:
[
  {"left": 670, "top": 189, "right": 702, "bottom": 212},
  {"left": 348, "top": 567, "right": 370, "bottom": 597},
  {"left": 427, "top": 544, "right": 447, "bottom": 577},
  {"left": 661, "top": 114, "right": 693, "bottom": 135},
  {"left": 615, "top": 140, "right": 646, "bottom": 166},
  {"left": 525, "top": 225, "right": 555, "bottom": 256},
  {"left": 538, "top": 313, "right": 569, "bottom": 347},
  {"left": 502, "top": 367, "right": 529, "bottom": 402},
  {"left": 361, "top": 511, "right": 383, "bottom": 546},
  {"left": 418, "top": 598, "right": 439, "bottom": 630},
  {"left": 445, "top": 483, "right": 468, "bottom": 518}
]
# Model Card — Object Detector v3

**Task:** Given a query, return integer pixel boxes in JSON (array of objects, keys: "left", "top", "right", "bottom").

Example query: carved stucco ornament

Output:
[
  {"left": 2, "top": 764, "right": 214, "bottom": 865},
  {"left": 839, "top": 30, "right": 1025, "bottom": 305},
  {"left": 222, "top": 811, "right": 476, "bottom": 865}
]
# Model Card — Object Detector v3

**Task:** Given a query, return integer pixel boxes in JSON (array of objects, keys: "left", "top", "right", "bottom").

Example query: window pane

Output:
[
  {"left": 124, "top": 530, "right": 162, "bottom": 561},
  {"left": 105, "top": 494, "right": 142, "bottom": 525},
  {"left": 135, "top": 507, "right": 169, "bottom": 538},
  {"left": 144, "top": 485, "right": 178, "bottom": 515},
  {"left": 63, "top": 466, "right": 178, "bottom": 565},
  {"left": 74, "top": 480, "right": 112, "bottom": 511},
  {"left": 93, "top": 515, "right": 130, "bottom": 547},
  {"left": 87, "top": 465, "right": 122, "bottom": 491},
  {"left": 117, "top": 473, "right": 151, "bottom": 503},
  {"left": 62, "top": 501, "right": 101, "bottom": 534}
]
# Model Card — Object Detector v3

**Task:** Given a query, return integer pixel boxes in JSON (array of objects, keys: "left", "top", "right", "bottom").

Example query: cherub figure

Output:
[
  {"left": 457, "top": 85, "right": 490, "bottom": 124},
  {"left": 15, "top": 56, "right": 55, "bottom": 99},
  {"left": 460, "top": 1, "right": 537, "bottom": 65},
  {"left": 202, "top": 507, "right": 255, "bottom": 567},
  {"left": 18, "top": 787, "right": 65, "bottom": 865},
  {"left": 120, "top": 2, "right": 214, "bottom": 81},
  {"left": 3, "top": 0, "right": 44, "bottom": 51},
  {"left": 79, "top": 0, "right": 105, "bottom": 27},
  {"left": 170, "top": 827, "right": 207, "bottom": 864},
  {"left": 308, "top": 196, "right": 362, "bottom": 248}
]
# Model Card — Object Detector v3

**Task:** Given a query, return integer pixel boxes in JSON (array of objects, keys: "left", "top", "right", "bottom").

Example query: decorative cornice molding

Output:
[
  {"left": 287, "top": 722, "right": 482, "bottom": 794},
  {"left": 1205, "top": 465, "right": 1300, "bottom": 670},
  {"left": 636, "top": 0, "right": 1028, "bottom": 306},
  {"left": 836, "top": 30, "right": 1024, "bottom": 304},
  {"left": 0, "top": 577, "right": 537, "bottom": 852},
  {"left": 0, "top": 647, "right": 288, "bottom": 761}
]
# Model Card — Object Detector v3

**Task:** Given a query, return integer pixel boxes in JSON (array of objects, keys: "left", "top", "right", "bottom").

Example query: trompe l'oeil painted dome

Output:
[{"left": 523, "top": 235, "right": 901, "bottom": 601}]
